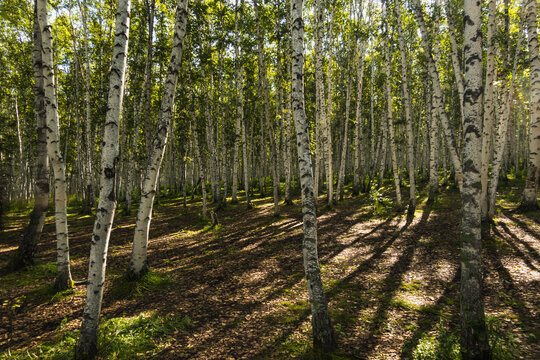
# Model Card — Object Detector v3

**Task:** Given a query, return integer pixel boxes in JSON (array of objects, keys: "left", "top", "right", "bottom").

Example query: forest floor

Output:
[{"left": 0, "top": 179, "right": 539, "bottom": 359}]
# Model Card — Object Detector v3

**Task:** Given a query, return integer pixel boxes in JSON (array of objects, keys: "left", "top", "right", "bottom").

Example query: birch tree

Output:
[
  {"left": 11, "top": 5, "right": 50, "bottom": 270},
  {"left": 291, "top": 0, "right": 336, "bottom": 352},
  {"left": 383, "top": 3, "right": 402, "bottom": 208},
  {"left": 480, "top": 0, "right": 497, "bottom": 220},
  {"left": 413, "top": 0, "right": 463, "bottom": 190},
  {"left": 395, "top": 0, "right": 415, "bottom": 213},
  {"left": 460, "top": 0, "right": 491, "bottom": 356},
  {"left": 37, "top": 0, "right": 72, "bottom": 290},
  {"left": 520, "top": 0, "right": 540, "bottom": 210},
  {"left": 129, "top": 0, "right": 190, "bottom": 278},
  {"left": 76, "top": 0, "right": 131, "bottom": 356}
]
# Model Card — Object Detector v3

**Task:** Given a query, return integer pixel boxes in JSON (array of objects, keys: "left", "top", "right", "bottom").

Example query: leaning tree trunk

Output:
[
  {"left": 37, "top": 0, "right": 72, "bottom": 290},
  {"left": 395, "top": 0, "right": 415, "bottom": 213},
  {"left": 75, "top": 0, "right": 131, "bottom": 357},
  {"left": 11, "top": 5, "right": 50, "bottom": 270},
  {"left": 460, "top": 0, "right": 491, "bottom": 357},
  {"left": 520, "top": 0, "right": 540, "bottom": 210},
  {"left": 290, "top": 0, "right": 336, "bottom": 353},
  {"left": 129, "top": 0, "right": 189, "bottom": 278}
]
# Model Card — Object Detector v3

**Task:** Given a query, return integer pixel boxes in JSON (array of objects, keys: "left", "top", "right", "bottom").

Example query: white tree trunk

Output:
[
  {"left": 13, "top": 5, "right": 50, "bottom": 270},
  {"left": 37, "top": 0, "right": 72, "bottom": 291},
  {"left": 231, "top": 0, "right": 243, "bottom": 203},
  {"left": 395, "top": 0, "right": 415, "bottom": 212},
  {"left": 460, "top": 0, "right": 491, "bottom": 356},
  {"left": 480, "top": 0, "right": 497, "bottom": 220},
  {"left": 290, "top": 0, "right": 336, "bottom": 351},
  {"left": 413, "top": 0, "right": 463, "bottom": 190},
  {"left": 445, "top": 1, "right": 465, "bottom": 128},
  {"left": 384, "top": 14, "right": 402, "bottom": 207},
  {"left": 488, "top": 15, "right": 525, "bottom": 219},
  {"left": 353, "top": 37, "right": 366, "bottom": 196},
  {"left": 76, "top": 0, "right": 131, "bottom": 357},
  {"left": 520, "top": 0, "right": 540, "bottom": 210},
  {"left": 254, "top": 0, "right": 279, "bottom": 216},
  {"left": 129, "top": 0, "right": 189, "bottom": 278}
]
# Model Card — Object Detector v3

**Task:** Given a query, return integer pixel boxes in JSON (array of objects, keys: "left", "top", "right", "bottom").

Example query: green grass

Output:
[
  {"left": 0, "top": 312, "right": 194, "bottom": 360},
  {"left": 0, "top": 262, "right": 57, "bottom": 289},
  {"left": 108, "top": 270, "right": 173, "bottom": 300}
]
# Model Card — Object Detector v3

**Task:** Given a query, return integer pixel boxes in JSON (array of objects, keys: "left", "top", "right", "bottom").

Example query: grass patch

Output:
[
  {"left": 0, "top": 312, "right": 194, "bottom": 360},
  {"left": 1, "top": 262, "right": 57, "bottom": 289},
  {"left": 400, "top": 280, "right": 423, "bottom": 292},
  {"left": 408, "top": 316, "right": 521, "bottom": 360},
  {"left": 108, "top": 270, "right": 172, "bottom": 300}
]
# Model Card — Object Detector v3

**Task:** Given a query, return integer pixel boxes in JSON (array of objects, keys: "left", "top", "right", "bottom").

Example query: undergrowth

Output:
[{"left": 0, "top": 312, "right": 194, "bottom": 360}]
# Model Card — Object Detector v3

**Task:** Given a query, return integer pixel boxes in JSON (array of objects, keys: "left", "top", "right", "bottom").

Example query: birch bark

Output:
[
  {"left": 460, "top": 0, "right": 491, "bottom": 356},
  {"left": 76, "top": 0, "right": 131, "bottom": 357},
  {"left": 481, "top": 0, "right": 497, "bottom": 220},
  {"left": 394, "top": 0, "right": 415, "bottom": 212},
  {"left": 12, "top": 5, "right": 50, "bottom": 270},
  {"left": 129, "top": 0, "right": 189, "bottom": 278},
  {"left": 290, "top": 0, "right": 336, "bottom": 352},
  {"left": 37, "top": 0, "right": 72, "bottom": 290},
  {"left": 520, "top": 0, "right": 540, "bottom": 210},
  {"left": 384, "top": 11, "right": 402, "bottom": 207},
  {"left": 413, "top": 0, "right": 463, "bottom": 190}
]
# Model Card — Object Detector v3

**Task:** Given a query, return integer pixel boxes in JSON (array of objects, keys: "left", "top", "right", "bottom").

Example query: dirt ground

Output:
[{"left": 1, "top": 183, "right": 539, "bottom": 359}]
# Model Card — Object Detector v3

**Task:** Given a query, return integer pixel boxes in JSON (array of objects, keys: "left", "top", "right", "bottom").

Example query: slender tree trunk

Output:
[
  {"left": 37, "top": 0, "right": 72, "bottom": 290},
  {"left": 352, "top": 8, "right": 366, "bottom": 197},
  {"left": 445, "top": 1, "right": 465, "bottom": 128},
  {"left": 291, "top": 0, "right": 336, "bottom": 352},
  {"left": 520, "top": 0, "right": 540, "bottom": 210},
  {"left": 481, "top": 0, "right": 497, "bottom": 220},
  {"left": 325, "top": 3, "right": 336, "bottom": 206},
  {"left": 125, "top": 0, "right": 155, "bottom": 215},
  {"left": 11, "top": 5, "right": 50, "bottom": 270},
  {"left": 395, "top": 0, "right": 415, "bottom": 213},
  {"left": 254, "top": 0, "right": 279, "bottom": 216},
  {"left": 231, "top": 0, "right": 243, "bottom": 204},
  {"left": 242, "top": 116, "right": 251, "bottom": 208},
  {"left": 314, "top": 0, "right": 325, "bottom": 201},
  {"left": 129, "top": 0, "right": 189, "bottom": 278},
  {"left": 78, "top": 0, "right": 95, "bottom": 214},
  {"left": 384, "top": 10, "right": 402, "bottom": 208},
  {"left": 460, "top": 0, "right": 491, "bottom": 357},
  {"left": 337, "top": 30, "right": 355, "bottom": 201},
  {"left": 413, "top": 0, "right": 463, "bottom": 190},
  {"left": 429, "top": 92, "right": 439, "bottom": 202},
  {"left": 75, "top": 0, "right": 131, "bottom": 356}
]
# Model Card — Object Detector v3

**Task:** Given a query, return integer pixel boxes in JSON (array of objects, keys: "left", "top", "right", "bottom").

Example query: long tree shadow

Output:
[
  {"left": 500, "top": 212, "right": 540, "bottom": 264},
  {"left": 360, "top": 203, "right": 433, "bottom": 353},
  {"left": 496, "top": 222, "right": 540, "bottom": 272},
  {"left": 483, "top": 231, "right": 540, "bottom": 340},
  {"left": 400, "top": 270, "right": 460, "bottom": 357}
]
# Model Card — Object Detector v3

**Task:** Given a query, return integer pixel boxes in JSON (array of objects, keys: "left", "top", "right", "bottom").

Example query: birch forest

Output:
[{"left": 1, "top": 0, "right": 540, "bottom": 358}]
